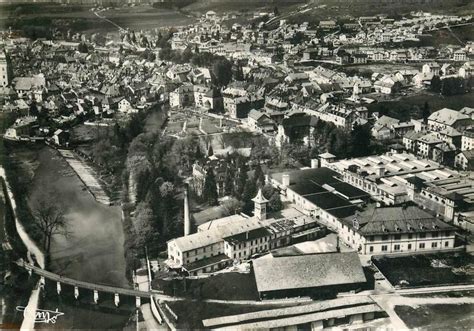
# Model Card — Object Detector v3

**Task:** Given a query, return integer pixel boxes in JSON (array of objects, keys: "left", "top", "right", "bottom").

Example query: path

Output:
[
  {"left": 446, "top": 25, "right": 465, "bottom": 46},
  {"left": 0, "top": 166, "right": 46, "bottom": 330},
  {"left": 372, "top": 289, "right": 474, "bottom": 330},
  {"left": 140, "top": 303, "right": 167, "bottom": 331},
  {"left": 397, "top": 284, "right": 474, "bottom": 295},
  {"left": 93, "top": 10, "right": 126, "bottom": 32},
  {"left": 370, "top": 294, "right": 408, "bottom": 329}
]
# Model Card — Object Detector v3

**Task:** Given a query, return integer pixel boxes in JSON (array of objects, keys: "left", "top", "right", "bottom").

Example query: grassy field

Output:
[
  {"left": 395, "top": 304, "right": 474, "bottom": 329},
  {"left": 419, "top": 24, "right": 474, "bottom": 47},
  {"left": 372, "top": 252, "right": 474, "bottom": 288},
  {"left": 0, "top": 3, "right": 195, "bottom": 33},
  {"left": 281, "top": 0, "right": 474, "bottom": 25},
  {"left": 183, "top": 0, "right": 304, "bottom": 13}
]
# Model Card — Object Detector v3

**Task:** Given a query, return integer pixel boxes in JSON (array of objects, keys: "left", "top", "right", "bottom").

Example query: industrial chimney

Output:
[{"left": 184, "top": 183, "right": 191, "bottom": 236}]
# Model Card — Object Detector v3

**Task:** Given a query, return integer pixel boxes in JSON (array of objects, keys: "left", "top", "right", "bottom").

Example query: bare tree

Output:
[{"left": 33, "top": 199, "right": 70, "bottom": 255}]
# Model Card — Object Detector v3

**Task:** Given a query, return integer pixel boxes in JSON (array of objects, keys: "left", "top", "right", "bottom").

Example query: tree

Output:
[
  {"left": 203, "top": 171, "right": 218, "bottom": 206},
  {"left": 207, "top": 144, "right": 214, "bottom": 157},
  {"left": 262, "top": 184, "right": 275, "bottom": 201},
  {"left": 430, "top": 75, "right": 442, "bottom": 93},
  {"left": 233, "top": 167, "right": 248, "bottom": 199},
  {"left": 212, "top": 58, "right": 233, "bottom": 87},
  {"left": 32, "top": 198, "right": 70, "bottom": 255},
  {"left": 133, "top": 201, "right": 155, "bottom": 248},
  {"left": 254, "top": 164, "right": 265, "bottom": 187},
  {"left": 291, "top": 31, "right": 305, "bottom": 45},
  {"left": 222, "top": 197, "right": 243, "bottom": 216},
  {"left": 78, "top": 42, "right": 88, "bottom": 53},
  {"left": 223, "top": 167, "right": 235, "bottom": 196},
  {"left": 195, "top": 144, "right": 204, "bottom": 160},
  {"left": 242, "top": 177, "right": 257, "bottom": 214},
  {"left": 273, "top": 6, "right": 280, "bottom": 16},
  {"left": 422, "top": 102, "right": 431, "bottom": 124},
  {"left": 350, "top": 124, "right": 372, "bottom": 157},
  {"left": 269, "top": 192, "right": 283, "bottom": 212}
]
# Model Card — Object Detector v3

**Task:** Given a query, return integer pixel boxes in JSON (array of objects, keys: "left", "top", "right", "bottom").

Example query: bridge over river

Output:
[{"left": 15, "top": 259, "right": 168, "bottom": 307}]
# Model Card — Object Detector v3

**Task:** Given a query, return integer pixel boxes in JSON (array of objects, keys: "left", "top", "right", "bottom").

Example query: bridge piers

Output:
[
  {"left": 39, "top": 276, "right": 45, "bottom": 287},
  {"left": 93, "top": 290, "right": 99, "bottom": 304},
  {"left": 74, "top": 286, "right": 79, "bottom": 299},
  {"left": 56, "top": 282, "right": 61, "bottom": 295},
  {"left": 114, "top": 293, "right": 120, "bottom": 307},
  {"left": 135, "top": 296, "right": 141, "bottom": 308}
]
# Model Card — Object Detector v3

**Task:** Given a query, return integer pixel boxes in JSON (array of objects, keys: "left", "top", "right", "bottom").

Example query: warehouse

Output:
[{"left": 252, "top": 252, "right": 366, "bottom": 299}]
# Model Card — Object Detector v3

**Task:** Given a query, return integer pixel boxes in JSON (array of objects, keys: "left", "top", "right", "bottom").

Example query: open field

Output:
[
  {"left": 183, "top": 0, "right": 304, "bottom": 13},
  {"left": 421, "top": 24, "right": 474, "bottom": 47},
  {"left": 0, "top": 3, "right": 195, "bottom": 33},
  {"left": 373, "top": 252, "right": 474, "bottom": 288},
  {"left": 395, "top": 304, "right": 474, "bottom": 329},
  {"left": 285, "top": 0, "right": 474, "bottom": 24}
]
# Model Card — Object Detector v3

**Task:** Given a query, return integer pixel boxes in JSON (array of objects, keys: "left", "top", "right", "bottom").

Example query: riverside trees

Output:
[{"left": 32, "top": 197, "right": 70, "bottom": 256}]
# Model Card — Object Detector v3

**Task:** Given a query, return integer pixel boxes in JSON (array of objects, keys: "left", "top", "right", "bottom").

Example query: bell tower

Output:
[
  {"left": 0, "top": 50, "right": 13, "bottom": 87},
  {"left": 252, "top": 189, "right": 269, "bottom": 220}
]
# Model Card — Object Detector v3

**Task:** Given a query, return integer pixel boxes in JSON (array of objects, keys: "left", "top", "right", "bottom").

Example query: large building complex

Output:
[
  {"left": 269, "top": 165, "right": 460, "bottom": 255},
  {"left": 326, "top": 152, "right": 457, "bottom": 206},
  {"left": 166, "top": 190, "right": 325, "bottom": 275}
]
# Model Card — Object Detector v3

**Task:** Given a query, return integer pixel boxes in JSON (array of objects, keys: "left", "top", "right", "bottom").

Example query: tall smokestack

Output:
[{"left": 184, "top": 184, "right": 191, "bottom": 236}]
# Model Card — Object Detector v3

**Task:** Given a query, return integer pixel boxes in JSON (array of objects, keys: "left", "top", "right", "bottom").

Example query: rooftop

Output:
[
  {"left": 253, "top": 252, "right": 366, "bottom": 293},
  {"left": 342, "top": 206, "right": 456, "bottom": 235}
]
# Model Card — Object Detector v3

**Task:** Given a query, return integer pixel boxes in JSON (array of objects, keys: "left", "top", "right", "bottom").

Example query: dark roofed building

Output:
[{"left": 253, "top": 252, "right": 366, "bottom": 299}]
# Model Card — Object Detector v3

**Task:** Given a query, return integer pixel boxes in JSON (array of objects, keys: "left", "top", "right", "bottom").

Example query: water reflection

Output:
[{"left": 14, "top": 146, "right": 132, "bottom": 329}]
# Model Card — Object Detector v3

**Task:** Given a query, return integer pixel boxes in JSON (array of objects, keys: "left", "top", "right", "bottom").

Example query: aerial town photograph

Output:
[{"left": 0, "top": 0, "right": 472, "bottom": 329}]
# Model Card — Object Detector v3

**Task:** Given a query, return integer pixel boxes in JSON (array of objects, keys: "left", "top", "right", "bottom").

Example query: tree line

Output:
[{"left": 430, "top": 75, "right": 473, "bottom": 96}]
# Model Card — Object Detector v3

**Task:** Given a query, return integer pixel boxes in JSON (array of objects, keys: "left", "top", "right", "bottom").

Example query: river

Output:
[
  {"left": 0, "top": 112, "right": 136, "bottom": 329},
  {"left": 32, "top": 147, "right": 136, "bottom": 329}
]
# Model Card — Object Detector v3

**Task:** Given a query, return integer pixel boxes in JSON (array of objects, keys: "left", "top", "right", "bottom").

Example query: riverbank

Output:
[
  {"left": 2, "top": 143, "right": 135, "bottom": 329},
  {"left": 28, "top": 147, "right": 128, "bottom": 287},
  {"left": 57, "top": 149, "right": 112, "bottom": 205},
  {"left": 0, "top": 166, "right": 40, "bottom": 329}
]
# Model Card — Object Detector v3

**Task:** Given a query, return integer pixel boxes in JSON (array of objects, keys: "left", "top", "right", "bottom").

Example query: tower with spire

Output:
[{"left": 252, "top": 189, "right": 269, "bottom": 220}]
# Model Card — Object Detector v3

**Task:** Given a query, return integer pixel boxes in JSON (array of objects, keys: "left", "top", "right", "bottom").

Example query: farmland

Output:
[{"left": 0, "top": 3, "right": 195, "bottom": 34}]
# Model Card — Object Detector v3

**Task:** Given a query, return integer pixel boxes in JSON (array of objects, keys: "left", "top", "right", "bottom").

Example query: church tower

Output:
[
  {"left": 0, "top": 50, "right": 13, "bottom": 87},
  {"left": 252, "top": 189, "right": 269, "bottom": 221}
]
